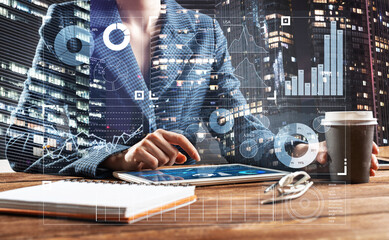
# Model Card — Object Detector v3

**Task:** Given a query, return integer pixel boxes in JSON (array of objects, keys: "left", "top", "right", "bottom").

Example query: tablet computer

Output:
[
  {"left": 113, "top": 164, "right": 288, "bottom": 186},
  {"left": 378, "top": 158, "right": 389, "bottom": 170}
]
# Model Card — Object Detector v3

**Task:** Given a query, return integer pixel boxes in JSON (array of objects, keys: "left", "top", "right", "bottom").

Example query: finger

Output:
[
  {"left": 371, "top": 154, "right": 379, "bottom": 171},
  {"left": 135, "top": 148, "right": 159, "bottom": 170},
  {"left": 137, "top": 162, "right": 145, "bottom": 171},
  {"left": 175, "top": 152, "right": 187, "bottom": 164},
  {"left": 316, "top": 151, "right": 327, "bottom": 164},
  {"left": 122, "top": 154, "right": 143, "bottom": 171},
  {"left": 165, "top": 152, "right": 180, "bottom": 166},
  {"left": 370, "top": 168, "right": 376, "bottom": 177},
  {"left": 316, "top": 142, "right": 328, "bottom": 164},
  {"left": 319, "top": 141, "right": 328, "bottom": 164},
  {"left": 148, "top": 134, "right": 179, "bottom": 165},
  {"left": 372, "top": 142, "right": 379, "bottom": 155},
  {"left": 131, "top": 158, "right": 144, "bottom": 171},
  {"left": 142, "top": 140, "right": 170, "bottom": 167},
  {"left": 158, "top": 129, "right": 201, "bottom": 161},
  {"left": 165, "top": 151, "right": 187, "bottom": 166}
]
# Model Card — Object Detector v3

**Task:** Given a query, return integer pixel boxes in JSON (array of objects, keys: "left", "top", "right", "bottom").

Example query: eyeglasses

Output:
[{"left": 261, "top": 171, "right": 313, "bottom": 204}]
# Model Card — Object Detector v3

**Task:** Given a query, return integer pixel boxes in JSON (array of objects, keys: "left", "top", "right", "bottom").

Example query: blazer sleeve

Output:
[
  {"left": 202, "top": 20, "right": 303, "bottom": 171},
  {"left": 5, "top": 4, "right": 128, "bottom": 178}
]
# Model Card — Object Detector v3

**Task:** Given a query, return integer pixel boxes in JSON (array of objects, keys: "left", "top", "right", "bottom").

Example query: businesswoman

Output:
[{"left": 6, "top": 0, "right": 379, "bottom": 177}]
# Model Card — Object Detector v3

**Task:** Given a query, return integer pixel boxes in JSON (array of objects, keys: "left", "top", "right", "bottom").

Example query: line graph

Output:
[{"left": 228, "top": 25, "right": 268, "bottom": 54}]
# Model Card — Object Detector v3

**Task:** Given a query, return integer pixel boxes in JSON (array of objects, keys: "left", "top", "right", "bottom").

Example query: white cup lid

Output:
[{"left": 321, "top": 111, "right": 377, "bottom": 126}]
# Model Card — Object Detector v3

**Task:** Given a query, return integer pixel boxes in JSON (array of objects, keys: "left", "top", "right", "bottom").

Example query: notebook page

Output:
[{"left": 0, "top": 181, "right": 195, "bottom": 213}]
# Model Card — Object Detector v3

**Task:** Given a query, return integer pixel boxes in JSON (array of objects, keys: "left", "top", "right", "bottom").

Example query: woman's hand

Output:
[
  {"left": 293, "top": 141, "right": 380, "bottom": 176},
  {"left": 101, "top": 129, "right": 201, "bottom": 171}
]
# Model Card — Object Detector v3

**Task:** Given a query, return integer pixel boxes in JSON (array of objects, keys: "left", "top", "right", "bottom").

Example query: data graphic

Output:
[
  {"left": 274, "top": 123, "right": 319, "bottom": 168},
  {"left": 219, "top": 17, "right": 269, "bottom": 93},
  {"left": 228, "top": 25, "right": 268, "bottom": 54},
  {"left": 209, "top": 109, "right": 234, "bottom": 134},
  {"left": 103, "top": 23, "right": 130, "bottom": 51},
  {"left": 234, "top": 58, "right": 268, "bottom": 88},
  {"left": 92, "top": 56, "right": 129, "bottom": 91},
  {"left": 312, "top": 116, "right": 330, "bottom": 134},
  {"left": 239, "top": 139, "right": 260, "bottom": 159},
  {"left": 42, "top": 126, "right": 142, "bottom": 162},
  {"left": 54, "top": 25, "right": 94, "bottom": 66},
  {"left": 256, "top": 114, "right": 270, "bottom": 129},
  {"left": 185, "top": 123, "right": 206, "bottom": 143},
  {"left": 284, "top": 20, "right": 345, "bottom": 97}
]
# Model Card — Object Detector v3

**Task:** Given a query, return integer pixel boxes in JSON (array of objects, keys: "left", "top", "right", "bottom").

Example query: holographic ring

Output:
[
  {"left": 312, "top": 116, "right": 330, "bottom": 133},
  {"left": 274, "top": 123, "right": 319, "bottom": 168},
  {"left": 239, "top": 139, "right": 259, "bottom": 159},
  {"left": 103, "top": 23, "right": 130, "bottom": 51},
  {"left": 209, "top": 109, "right": 234, "bottom": 134},
  {"left": 54, "top": 25, "right": 94, "bottom": 66},
  {"left": 185, "top": 123, "right": 206, "bottom": 143}
]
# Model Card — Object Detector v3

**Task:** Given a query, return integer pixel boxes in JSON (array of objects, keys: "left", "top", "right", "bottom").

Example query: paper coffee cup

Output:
[
  {"left": 322, "top": 111, "right": 377, "bottom": 183},
  {"left": 321, "top": 111, "right": 377, "bottom": 126}
]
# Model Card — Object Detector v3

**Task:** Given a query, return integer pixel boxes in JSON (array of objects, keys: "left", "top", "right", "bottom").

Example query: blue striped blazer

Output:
[{"left": 6, "top": 0, "right": 288, "bottom": 177}]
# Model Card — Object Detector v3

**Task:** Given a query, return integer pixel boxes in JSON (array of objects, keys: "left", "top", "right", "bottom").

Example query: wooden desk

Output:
[
  {"left": 379, "top": 146, "right": 389, "bottom": 158},
  {"left": 379, "top": 146, "right": 389, "bottom": 161},
  {"left": 1, "top": 171, "right": 389, "bottom": 239}
]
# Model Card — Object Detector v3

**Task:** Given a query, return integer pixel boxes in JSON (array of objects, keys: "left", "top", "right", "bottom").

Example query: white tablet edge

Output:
[{"left": 113, "top": 164, "right": 289, "bottom": 186}]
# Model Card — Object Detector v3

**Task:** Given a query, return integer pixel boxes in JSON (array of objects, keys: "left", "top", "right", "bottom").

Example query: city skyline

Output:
[{"left": 0, "top": 0, "right": 388, "bottom": 164}]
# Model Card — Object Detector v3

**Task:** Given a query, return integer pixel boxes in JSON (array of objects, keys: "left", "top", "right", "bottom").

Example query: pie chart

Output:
[{"left": 103, "top": 23, "right": 130, "bottom": 51}]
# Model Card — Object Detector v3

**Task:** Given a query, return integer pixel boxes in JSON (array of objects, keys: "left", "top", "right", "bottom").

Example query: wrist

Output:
[{"left": 100, "top": 149, "right": 129, "bottom": 170}]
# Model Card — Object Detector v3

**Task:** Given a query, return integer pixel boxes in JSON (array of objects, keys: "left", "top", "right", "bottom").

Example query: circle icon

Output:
[
  {"left": 103, "top": 23, "right": 130, "bottom": 51},
  {"left": 54, "top": 25, "right": 94, "bottom": 66},
  {"left": 285, "top": 186, "right": 324, "bottom": 223},
  {"left": 239, "top": 139, "right": 259, "bottom": 159},
  {"left": 274, "top": 123, "right": 319, "bottom": 168},
  {"left": 209, "top": 109, "right": 234, "bottom": 134},
  {"left": 92, "top": 56, "right": 128, "bottom": 91},
  {"left": 256, "top": 114, "right": 270, "bottom": 129},
  {"left": 185, "top": 123, "right": 206, "bottom": 143},
  {"left": 312, "top": 116, "right": 330, "bottom": 133}
]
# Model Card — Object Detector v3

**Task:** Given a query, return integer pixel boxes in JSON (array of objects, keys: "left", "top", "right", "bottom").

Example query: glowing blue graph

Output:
[
  {"left": 234, "top": 58, "right": 267, "bottom": 88},
  {"left": 228, "top": 25, "right": 268, "bottom": 54},
  {"left": 285, "top": 21, "right": 344, "bottom": 97}
]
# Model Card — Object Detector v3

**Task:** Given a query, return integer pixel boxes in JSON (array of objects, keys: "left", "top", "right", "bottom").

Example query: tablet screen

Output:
[
  {"left": 124, "top": 165, "right": 280, "bottom": 182},
  {"left": 378, "top": 159, "right": 389, "bottom": 165}
]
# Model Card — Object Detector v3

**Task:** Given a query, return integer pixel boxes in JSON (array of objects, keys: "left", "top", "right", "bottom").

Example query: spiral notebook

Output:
[{"left": 0, "top": 180, "right": 196, "bottom": 223}]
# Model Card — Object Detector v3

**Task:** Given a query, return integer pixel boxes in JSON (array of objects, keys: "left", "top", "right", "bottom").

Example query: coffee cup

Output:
[{"left": 321, "top": 111, "right": 377, "bottom": 183}]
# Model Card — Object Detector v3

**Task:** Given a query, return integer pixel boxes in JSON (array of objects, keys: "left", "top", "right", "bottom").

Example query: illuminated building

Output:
[
  {"left": 308, "top": 0, "right": 371, "bottom": 113},
  {"left": 0, "top": 0, "right": 92, "bottom": 158},
  {"left": 259, "top": 0, "right": 297, "bottom": 101},
  {"left": 215, "top": 0, "right": 268, "bottom": 103},
  {"left": 0, "top": 0, "right": 51, "bottom": 158},
  {"left": 210, "top": 0, "right": 268, "bottom": 161},
  {"left": 309, "top": 0, "right": 389, "bottom": 145},
  {"left": 367, "top": 0, "right": 389, "bottom": 145},
  {"left": 176, "top": 0, "right": 216, "bottom": 16}
]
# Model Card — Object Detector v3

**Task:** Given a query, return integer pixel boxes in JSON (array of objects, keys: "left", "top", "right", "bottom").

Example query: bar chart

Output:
[{"left": 285, "top": 21, "right": 344, "bottom": 97}]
